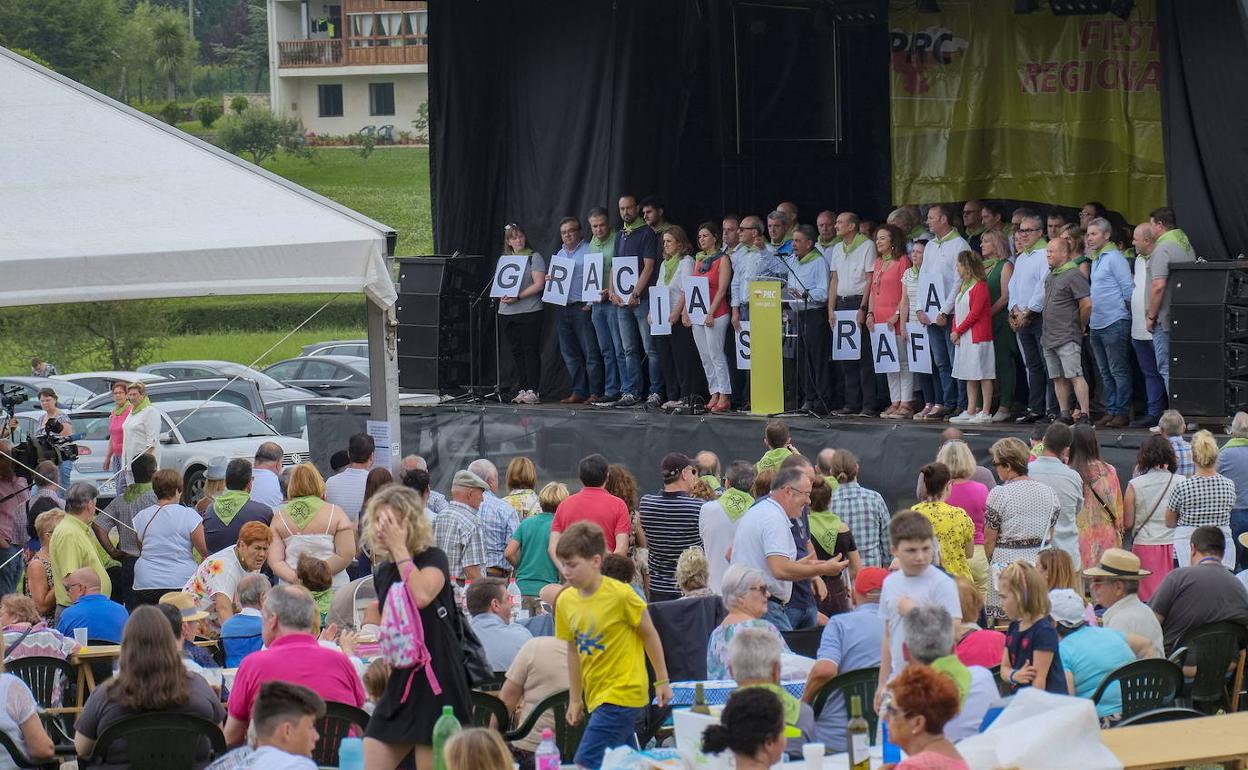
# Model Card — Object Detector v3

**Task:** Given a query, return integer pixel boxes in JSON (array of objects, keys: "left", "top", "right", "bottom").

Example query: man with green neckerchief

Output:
[
  {"left": 588, "top": 207, "right": 624, "bottom": 404},
  {"left": 204, "top": 458, "right": 276, "bottom": 553},
  {"left": 1042, "top": 238, "right": 1092, "bottom": 424},
  {"left": 1144, "top": 206, "right": 1195, "bottom": 392},
  {"left": 699, "top": 461, "right": 756, "bottom": 593}
]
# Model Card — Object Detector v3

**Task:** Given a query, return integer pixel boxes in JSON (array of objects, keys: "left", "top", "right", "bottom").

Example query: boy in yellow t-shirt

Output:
[{"left": 555, "top": 521, "right": 672, "bottom": 769}]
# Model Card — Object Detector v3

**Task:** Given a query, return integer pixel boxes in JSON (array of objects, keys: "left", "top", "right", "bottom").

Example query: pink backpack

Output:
[{"left": 379, "top": 562, "right": 441, "bottom": 702}]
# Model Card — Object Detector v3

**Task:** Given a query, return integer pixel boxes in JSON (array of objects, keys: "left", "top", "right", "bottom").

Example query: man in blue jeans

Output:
[
  {"left": 587, "top": 207, "right": 623, "bottom": 404},
  {"left": 1145, "top": 206, "right": 1194, "bottom": 392},
  {"left": 553, "top": 217, "right": 603, "bottom": 403},
  {"left": 918, "top": 205, "right": 970, "bottom": 419},
  {"left": 611, "top": 194, "right": 663, "bottom": 407},
  {"left": 1086, "top": 217, "right": 1134, "bottom": 428},
  {"left": 1009, "top": 212, "right": 1057, "bottom": 423}
]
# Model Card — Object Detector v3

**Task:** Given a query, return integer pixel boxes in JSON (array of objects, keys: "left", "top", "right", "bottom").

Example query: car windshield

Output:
[
  {"left": 38, "top": 379, "right": 94, "bottom": 403},
  {"left": 165, "top": 407, "right": 276, "bottom": 442}
]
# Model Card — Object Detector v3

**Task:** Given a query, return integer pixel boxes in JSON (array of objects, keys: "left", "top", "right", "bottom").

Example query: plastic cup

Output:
[{"left": 802, "top": 742, "right": 825, "bottom": 769}]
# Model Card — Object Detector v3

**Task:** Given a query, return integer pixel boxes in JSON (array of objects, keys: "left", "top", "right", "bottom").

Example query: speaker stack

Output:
[
  {"left": 1167, "top": 261, "right": 1248, "bottom": 418},
  {"left": 395, "top": 256, "right": 484, "bottom": 393}
]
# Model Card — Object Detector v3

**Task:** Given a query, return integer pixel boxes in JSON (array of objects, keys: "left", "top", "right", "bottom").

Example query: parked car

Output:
[
  {"left": 262, "top": 356, "right": 371, "bottom": 400},
  {"left": 300, "top": 339, "right": 367, "bottom": 358},
  {"left": 0, "top": 377, "right": 94, "bottom": 409},
  {"left": 82, "top": 377, "right": 269, "bottom": 422},
  {"left": 53, "top": 370, "right": 167, "bottom": 396},
  {"left": 62, "top": 401, "right": 309, "bottom": 504},
  {"left": 262, "top": 395, "right": 347, "bottom": 437},
  {"left": 138, "top": 360, "right": 313, "bottom": 400}
]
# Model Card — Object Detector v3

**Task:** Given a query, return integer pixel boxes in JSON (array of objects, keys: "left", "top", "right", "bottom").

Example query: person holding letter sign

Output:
[
  {"left": 498, "top": 224, "right": 548, "bottom": 405},
  {"left": 552, "top": 217, "right": 604, "bottom": 404},
  {"left": 866, "top": 224, "right": 913, "bottom": 419},
  {"left": 687, "top": 223, "right": 734, "bottom": 413},
  {"left": 900, "top": 239, "right": 938, "bottom": 419},
  {"left": 949, "top": 250, "right": 996, "bottom": 425},
  {"left": 826, "top": 212, "right": 878, "bottom": 417},
  {"left": 587, "top": 208, "right": 624, "bottom": 405},
  {"left": 612, "top": 195, "right": 664, "bottom": 408},
  {"left": 652, "top": 227, "right": 697, "bottom": 410},
  {"left": 922, "top": 204, "right": 972, "bottom": 420}
]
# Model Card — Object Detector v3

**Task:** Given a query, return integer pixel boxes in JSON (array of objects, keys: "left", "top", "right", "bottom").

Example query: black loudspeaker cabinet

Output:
[
  {"left": 1166, "top": 262, "right": 1248, "bottom": 417},
  {"left": 1168, "top": 260, "right": 1248, "bottom": 305},
  {"left": 395, "top": 256, "right": 484, "bottom": 393},
  {"left": 1167, "top": 304, "right": 1248, "bottom": 343},
  {"left": 1170, "top": 378, "right": 1248, "bottom": 418}
]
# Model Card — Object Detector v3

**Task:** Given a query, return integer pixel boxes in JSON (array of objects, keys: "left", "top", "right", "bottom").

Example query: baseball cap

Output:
[
  {"left": 854, "top": 566, "right": 889, "bottom": 597},
  {"left": 1048, "top": 588, "right": 1086, "bottom": 626},
  {"left": 660, "top": 452, "right": 694, "bottom": 483}
]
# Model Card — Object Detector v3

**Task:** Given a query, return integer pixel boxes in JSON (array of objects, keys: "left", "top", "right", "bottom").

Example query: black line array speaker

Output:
[
  {"left": 1168, "top": 261, "right": 1248, "bottom": 418},
  {"left": 395, "top": 256, "right": 484, "bottom": 392}
]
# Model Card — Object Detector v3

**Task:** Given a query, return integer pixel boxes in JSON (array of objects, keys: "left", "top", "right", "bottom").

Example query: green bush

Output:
[
  {"left": 166, "top": 295, "right": 367, "bottom": 334},
  {"left": 192, "top": 97, "right": 223, "bottom": 128},
  {"left": 355, "top": 131, "right": 377, "bottom": 160},
  {"left": 230, "top": 95, "right": 250, "bottom": 114},
  {"left": 158, "top": 101, "right": 182, "bottom": 125}
]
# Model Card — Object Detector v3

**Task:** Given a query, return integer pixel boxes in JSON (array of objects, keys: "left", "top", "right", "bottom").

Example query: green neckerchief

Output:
[
  {"left": 661, "top": 254, "right": 683, "bottom": 286},
  {"left": 1027, "top": 238, "right": 1048, "bottom": 256},
  {"left": 934, "top": 229, "right": 962, "bottom": 245},
  {"left": 719, "top": 488, "right": 753, "bottom": 522},
  {"left": 981, "top": 257, "right": 1000, "bottom": 276},
  {"left": 819, "top": 475, "right": 840, "bottom": 494},
  {"left": 699, "top": 475, "right": 721, "bottom": 492},
  {"left": 621, "top": 217, "right": 645, "bottom": 235},
  {"left": 1155, "top": 228, "right": 1192, "bottom": 254},
  {"left": 212, "top": 489, "right": 251, "bottom": 525},
  {"left": 878, "top": 249, "right": 900, "bottom": 264},
  {"left": 756, "top": 447, "right": 793, "bottom": 473},
  {"left": 966, "top": 225, "right": 985, "bottom": 238},
  {"left": 652, "top": 222, "right": 672, "bottom": 235},
  {"left": 743, "top": 243, "right": 760, "bottom": 254},
  {"left": 590, "top": 229, "right": 616, "bottom": 271},
  {"left": 931, "top": 654, "right": 971, "bottom": 705},
  {"left": 740, "top": 683, "right": 803, "bottom": 736},
  {"left": 817, "top": 237, "right": 836, "bottom": 249},
  {"left": 508, "top": 247, "right": 533, "bottom": 257},
  {"left": 957, "top": 277, "right": 979, "bottom": 301},
  {"left": 1224, "top": 438, "right": 1248, "bottom": 450},
  {"left": 1050, "top": 259, "right": 1078, "bottom": 276},
  {"left": 283, "top": 495, "right": 326, "bottom": 529},
  {"left": 123, "top": 482, "right": 152, "bottom": 504},
  {"left": 797, "top": 247, "right": 822, "bottom": 265},
  {"left": 130, "top": 396, "right": 153, "bottom": 413},
  {"left": 908, "top": 225, "right": 927, "bottom": 241},
  {"left": 907, "top": 264, "right": 921, "bottom": 279},
  {"left": 1124, "top": 247, "right": 1137, "bottom": 261},
  {"left": 841, "top": 232, "right": 870, "bottom": 255},
  {"left": 110, "top": 401, "right": 130, "bottom": 418},
  {"left": 1094, "top": 243, "right": 1115, "bottom": 261},
  {"left": 695, "top": 250, "right": 720, "bottom": 273},
  {"left": 808, "top": 510, "right": 843, "bottom": 555}
]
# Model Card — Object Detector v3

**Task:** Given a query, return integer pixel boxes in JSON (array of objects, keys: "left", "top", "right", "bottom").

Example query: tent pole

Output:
[{"left": 367, "top": 295, "right": 401, "bottom": 472}]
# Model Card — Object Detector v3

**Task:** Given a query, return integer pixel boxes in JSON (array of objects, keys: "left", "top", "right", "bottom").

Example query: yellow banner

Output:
[
  {"left": 749, "top": 280, "right": 784, "bottom": 415},
  {"left": 889, "top": 1, "right": 1164, "bottom": 222}
]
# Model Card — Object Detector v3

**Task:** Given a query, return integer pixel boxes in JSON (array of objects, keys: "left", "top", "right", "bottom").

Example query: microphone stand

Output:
[
  {"left": 773, "top": 253, "right": 827, "bottom": 418},
  {"left": 448, "top": 278, "right": 504, "bottom": 404}
]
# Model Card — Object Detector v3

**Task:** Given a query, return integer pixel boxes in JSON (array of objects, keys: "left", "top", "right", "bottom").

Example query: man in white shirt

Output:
[
  {"left": 1129, "top": 223, "right": 1166, "bottom": 428},
  {"left": 1028, "top": 422, "right": 1084, "bottom": 569},
  {"left": 918, "top": 204, "right": 970, "bottom": 418},
  {"left": 250, "top": 442, "right": 285, "bottom": 509},
  {"left": 699, "top": 461, "right": 757, "bottom": 593},
  {"left": 730, "top": 467, "right": 847, "bottom": 631},
  {"left": 324, "top": 433, "right": 373, "bottom": 524},
  {"left": 467, "top": 578, "right": 532, "bottom": 672},
  {"left": 1009, "top": 211, "right": 1055, "bottom": 424},
  {"left": 825, "top": 211, "right": 878, "bottom": 416},
  {"left": 1084, "top": 549, "right": 1164, "bottom": 658}
]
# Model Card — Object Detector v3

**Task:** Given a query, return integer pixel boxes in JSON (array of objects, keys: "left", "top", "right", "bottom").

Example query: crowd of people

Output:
[
  {"left": 498, "top": 198, "right": 1196, "bottom": 429},
  {"left": 7, "top": 394, "right": 1248, "bottom": 768}
]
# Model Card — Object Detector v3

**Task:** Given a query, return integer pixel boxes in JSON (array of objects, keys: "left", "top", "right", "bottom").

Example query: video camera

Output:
[{"left": 1, "top": 385, "right": 78, "bottom": 481}]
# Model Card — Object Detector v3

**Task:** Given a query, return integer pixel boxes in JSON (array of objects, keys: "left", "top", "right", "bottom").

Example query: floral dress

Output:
[
  {"left": 912, "top": 501, "right": 975, "bottom": 581},
  {"left": 705, "top": 619, "right": 791, "bottom": 679},
  {"left": 1077, "top": 460, "right": 1123, "bottom": 569}
]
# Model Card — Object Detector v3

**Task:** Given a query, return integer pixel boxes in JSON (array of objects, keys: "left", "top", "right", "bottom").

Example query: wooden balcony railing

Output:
[{"left": 278, "top": 37, "right": 428, "bottom": 68}]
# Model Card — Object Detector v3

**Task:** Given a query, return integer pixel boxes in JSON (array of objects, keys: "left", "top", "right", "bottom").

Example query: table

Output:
[
  {"left": 68, "top": 644, "right": 121, "bottom": 710},
  {"left": 666, "top": 680, "right": 805, "bottom": 706},
  {"left": 1100, "top": 711, "right": 1248, "bottom": 770}
]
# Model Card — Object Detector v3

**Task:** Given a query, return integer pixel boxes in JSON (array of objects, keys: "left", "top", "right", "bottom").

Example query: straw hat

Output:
[
  {"left": 1081, "top": 548, "right": 1150, "bottom": 580},
  {"left": 159, "top": 591, "right": 209, "bottom": 623}
]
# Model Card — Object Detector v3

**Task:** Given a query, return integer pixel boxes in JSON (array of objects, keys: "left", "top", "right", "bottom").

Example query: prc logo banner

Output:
[{"left": 889, "top": 0, "right": 1164, "bottom": 221}]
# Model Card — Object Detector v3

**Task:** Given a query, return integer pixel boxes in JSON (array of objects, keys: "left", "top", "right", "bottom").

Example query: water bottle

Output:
[
  {"left": 534, "top": 728, "right": 560, "bottom": 770},
  {"left": 432, "top": 705, "right": 461, "bottom": 770},
  {"left": 338, "top": 737, "right": 364, "bottom": 770},
  {"left": 507, "top": 579, "right": 525, "bottom": 622}
]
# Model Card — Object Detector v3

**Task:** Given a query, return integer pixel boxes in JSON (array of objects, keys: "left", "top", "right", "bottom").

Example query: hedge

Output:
[{"left": 166, "top": 295, "right": 367, "bottom": 334}]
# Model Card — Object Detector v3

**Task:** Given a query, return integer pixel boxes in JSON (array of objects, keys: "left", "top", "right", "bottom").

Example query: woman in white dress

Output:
[
  {"left": 949, "top": 249, "right": 996, "bottom": 425},
  {"left": 267, "top": 463, "right": 356, "bottom": 590},
  {"left": 120, "top": 381, "right": 162, "bottom": 485}
]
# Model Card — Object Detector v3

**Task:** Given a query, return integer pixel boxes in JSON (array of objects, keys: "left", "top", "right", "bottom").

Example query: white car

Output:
[{"left": 58, "top": 400, "right": 309, "bottom": 503}]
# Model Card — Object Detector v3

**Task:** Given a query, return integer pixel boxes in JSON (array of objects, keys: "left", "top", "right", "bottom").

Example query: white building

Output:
[{"left": 267, "top": 0, "right": 428, "bottom": 137}]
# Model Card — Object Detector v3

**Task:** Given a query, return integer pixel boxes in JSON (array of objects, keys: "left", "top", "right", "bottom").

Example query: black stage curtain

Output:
[
  {"left": 428, "top": 0, "right": 891, "bottom": 397},
  {"left": 1158, "top": 0, "right": 1248, "bottom": 260}
]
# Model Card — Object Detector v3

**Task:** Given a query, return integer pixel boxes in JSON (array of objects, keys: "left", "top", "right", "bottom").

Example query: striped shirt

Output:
[
  {"left": 432, "top": 501, "right": 487, "bottom": 581},
  {"left": 638, "top": 491, "right": 705, "bottom": 596},
  {"left": 1168, "top": 473, "right": 1236, "bottom": 528},
  {"left": 101, "top": 488, "right": 157, "bottom": 558}
]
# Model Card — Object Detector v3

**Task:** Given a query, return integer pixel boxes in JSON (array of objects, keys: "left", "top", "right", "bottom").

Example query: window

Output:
[
  {"left": 265, "top": 361, "right": 302, "bottom": 380},
  {"left": 318, "top": 84, "right": 343, "bottom": 118},
  {"left": 169, "top": 408, "right": 274, "bottom": 443},
  {"left": 301, "top": 360, "right": 342, "bottom": 380},
  {"left": 369, "top": 82, "right": 395, "bottom": 116}
]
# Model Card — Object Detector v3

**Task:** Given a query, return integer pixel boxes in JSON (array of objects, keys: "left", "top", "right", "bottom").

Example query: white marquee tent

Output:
[{"left": 0, "top": 47, "right": 401, "bottom": 451}]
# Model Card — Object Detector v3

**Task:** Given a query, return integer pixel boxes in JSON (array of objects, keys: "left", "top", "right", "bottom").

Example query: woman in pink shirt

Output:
[
  {"left": 937, "top": 440, "right": 991, "bottom": 598},
  {"left": 101, "top": 381, "right": 131, "bottom": 497},
  {"left": 867, "top": 224, "right": 913, "bottom": 419}
]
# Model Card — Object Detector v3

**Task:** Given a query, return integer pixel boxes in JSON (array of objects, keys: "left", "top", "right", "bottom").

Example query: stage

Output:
[{"left": 305, "top": 401, "right": 1157, "bottom": 510}]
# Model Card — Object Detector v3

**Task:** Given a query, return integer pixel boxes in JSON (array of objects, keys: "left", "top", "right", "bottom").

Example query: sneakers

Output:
[
  {"left": 589, "top": 393, "right": 620, "bottom": 405},
  {"left": 646, "top": 393, "right": 663, "bottom": 407},
  {"left": 661, "top": 399, "right": 682, "bottom": 410},
  {"left": 949, "top": 411, "right": 972, "bottom": 423},
  {"left": 970, "top": 411, "right": 993, "bottom": 424},
  {"left": 515, "top": 390, "right": 540, "bottom": 405},
  {"left": 614, "top": 393, "right": 640, "bottom": 407},
  {"left": 992, "top": 408, "right": 1013, "bottom": 423}
]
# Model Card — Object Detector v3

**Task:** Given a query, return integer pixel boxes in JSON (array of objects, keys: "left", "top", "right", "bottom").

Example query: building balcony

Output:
[{"left": 277, "top": 37, "right": 428, "bottom": 68}]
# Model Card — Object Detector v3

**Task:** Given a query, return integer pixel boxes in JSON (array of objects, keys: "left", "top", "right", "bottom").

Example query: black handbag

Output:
[{"left": 438, "top": 602, "right": 494, "bottom": 687}]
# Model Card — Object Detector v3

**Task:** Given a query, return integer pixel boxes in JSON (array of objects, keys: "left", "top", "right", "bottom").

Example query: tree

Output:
[
  {"left": 0, "top": 300, "right": 173, "bottom": 371},
  {"left": 0, "top": 0, "right": 124, "bottom": 85},
  {"left": 210, "top": 0, "right": 268, "bottom": 91},
  {"left": 192, "top": 96, "right": 222, "bottom": 127},
  {"left": 150, "top": 7, "right": 193, "bottom": 99},
  {"left": 216, "top": 108, "right": 308, "bottom": 165}
]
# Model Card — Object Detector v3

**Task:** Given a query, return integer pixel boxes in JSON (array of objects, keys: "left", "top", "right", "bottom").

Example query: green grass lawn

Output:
[{"left": 152, "top": 325, "right": 366, "bottom": 369}]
